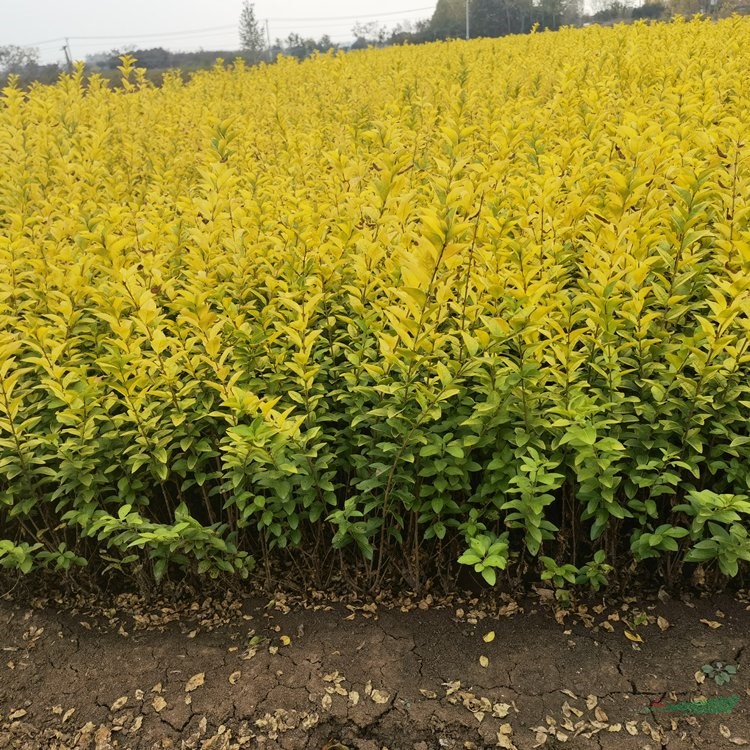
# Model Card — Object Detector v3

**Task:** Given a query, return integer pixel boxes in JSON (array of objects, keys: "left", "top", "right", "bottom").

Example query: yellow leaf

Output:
[
  {"left": 497, "top": 723, "right": 517, "bottom": 749},
  {"left": 371, "top": 689, "right": 390, "bottom": 704},
  {"left": 493, "top": 703, "right": 511, "bottom": 718},
  {"left": 700, "top": 619, "right": 722, "bottom": 629},
  {"left": 110, "top": 696, "right": 128, "bottom": 712},
  {"left": 479, "top": 655, "right": 489, "bottom": 668},
  {"left": 624, "top": 630, "right": 643, "bottom": 642},
  {"left": 483, "top": 630, "right": 496, "bottom": 643},
  {"left": 185, "top": 672, "right": 205, "bottom": 692}
]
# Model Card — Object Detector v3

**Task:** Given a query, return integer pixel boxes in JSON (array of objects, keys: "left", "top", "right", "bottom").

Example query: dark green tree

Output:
[{"left": 429, "top": 0, "right": 467, "bottom": 38}]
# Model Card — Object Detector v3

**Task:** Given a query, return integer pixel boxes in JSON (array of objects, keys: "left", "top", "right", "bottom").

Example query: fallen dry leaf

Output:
[
  {"left": 586, "top": 695, "right": 598, "bottom": 710},
  {"left": 657, "top": 616, "right": 670, "bottom": 632},
  {"left": 130, "top": 715, "right": 143, "bottom": 734},
  {"left": 700, "top": 619, "right": 722, "bottom": 629},
  {"left": 483, "top": 631, "right": 496, "bottom": 643},
  {"left": 729, "top": 738, "right": 749, "bottom": 746},
  {"left": 721, "top": 725, "right": 732, "bottom": 739},
  {"left": 348, "top": 690, "right": 360, "bottom": 706},
  {"left": 62, "top": 708, "right": 75, "bottom": 723},
  {"left": 321, "top": 693, "right": 332, "bottom": 711},
  {"left": 280, "top": 635, "right": 291, "bottom": 646},
  {"left": 497, "top": 723, "right": 518, "bottom": 750},
  {"left": 443, "top": 680, "right": 461, "bottom": 695},
  {"left": 371, "top": 689, "right": 390, "bottom": 704},
  {"left": 643, "top": 720, "right": 662, "bottom": 742},
  {"left": 152, "top": 696, "right": 167, "bottom": 713},
  {"left": 695, "top": 670, "right": 707, "bottom": 684},
  {"left": 420, "top": 688, "right": 437, "bottom": 699},
  {"left": 110, "top": 696, "right": 128, "bottom": 712},
  {"left": 95, "top": 727, "right": 111, "bottom": 744},
  {"left": 229, "top": 671, "right": 241, "bottom": 685},
  {"left": 479, "top": 655, "right": 489, "bottom": 668},
  {"left": 561, "top": 701, "right": 573, "bottom": 718},
  {"left": 9, "top": 709, "right": 27, "bottom": 720},
  {"left": 625, "top": 721, "right": 639, "bottom": 735},
  {"left": 493, "top": 703, "right": 511, "bottom": 718},
  {"left": 624, "top": 630, "right": 643, "bottom": 643},
  {"left": 185, "top": 672, "right": 205, "bottom": 692}
]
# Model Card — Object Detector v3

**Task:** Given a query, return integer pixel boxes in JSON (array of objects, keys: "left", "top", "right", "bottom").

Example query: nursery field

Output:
[{"left": 1, "top": 16, "right": 750, "bottom": 594}]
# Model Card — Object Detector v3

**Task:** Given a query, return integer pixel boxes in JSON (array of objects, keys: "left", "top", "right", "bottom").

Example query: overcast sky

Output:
[{"left": 3, "top": 1, "right": 437, "bottom": 64}]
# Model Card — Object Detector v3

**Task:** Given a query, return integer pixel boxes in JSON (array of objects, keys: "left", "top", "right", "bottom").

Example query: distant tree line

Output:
[{"left": 0, "top": 45, "right": 60, "bottom": 86}]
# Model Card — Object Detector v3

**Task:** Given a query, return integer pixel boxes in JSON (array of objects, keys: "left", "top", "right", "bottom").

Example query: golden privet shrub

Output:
[{"left": 1, "top": 16, "right": 750, "bottom": 590}]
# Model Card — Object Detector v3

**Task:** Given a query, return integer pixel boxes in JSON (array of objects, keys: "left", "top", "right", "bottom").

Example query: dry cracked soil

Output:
[{"left": 1, "top": 587, "right": 749, "bottom": 750}]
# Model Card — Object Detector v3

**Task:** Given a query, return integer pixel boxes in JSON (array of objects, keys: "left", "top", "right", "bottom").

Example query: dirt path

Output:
[{"left": 1, "top": 589, "right": 748, "bottom": 749}]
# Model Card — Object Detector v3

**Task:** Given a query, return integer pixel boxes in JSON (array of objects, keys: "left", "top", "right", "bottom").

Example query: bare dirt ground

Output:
[{"left": 1, "top": 586, "right": 749, "bottom": 750}]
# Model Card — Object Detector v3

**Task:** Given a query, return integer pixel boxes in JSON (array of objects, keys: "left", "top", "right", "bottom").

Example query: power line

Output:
[
  {"left": 267, "top": 7, "right": 434, "bottom": 22},
  {"left": 69, "top": 25, "right": 237, "bottom": 42},
  {"left": 19, "top": 36, "right": 67, "bottom": 47}
]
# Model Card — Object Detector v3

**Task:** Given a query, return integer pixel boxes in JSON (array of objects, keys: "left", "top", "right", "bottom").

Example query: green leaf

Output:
[
  {"left": 458, "top": 551, "right": 482, "bottom": 565},
  {"left": 481, "top": 567, "right": 497, "bottom": 586}
]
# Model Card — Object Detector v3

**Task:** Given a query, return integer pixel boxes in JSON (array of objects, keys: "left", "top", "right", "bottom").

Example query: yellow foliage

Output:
[{"left": 2, "top": 18, "right": 750, "bottom": 579}]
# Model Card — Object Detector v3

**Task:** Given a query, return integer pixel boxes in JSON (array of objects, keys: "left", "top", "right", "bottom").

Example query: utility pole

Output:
[
  {"left": 265, "top": 19, "right": 271, "bottom": 62},
  {"left": 62, "top": 38, "right": 73, "bottom": 72},
  {"left": 465, "top": 0, "right": 470, "bottom": 40}
]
